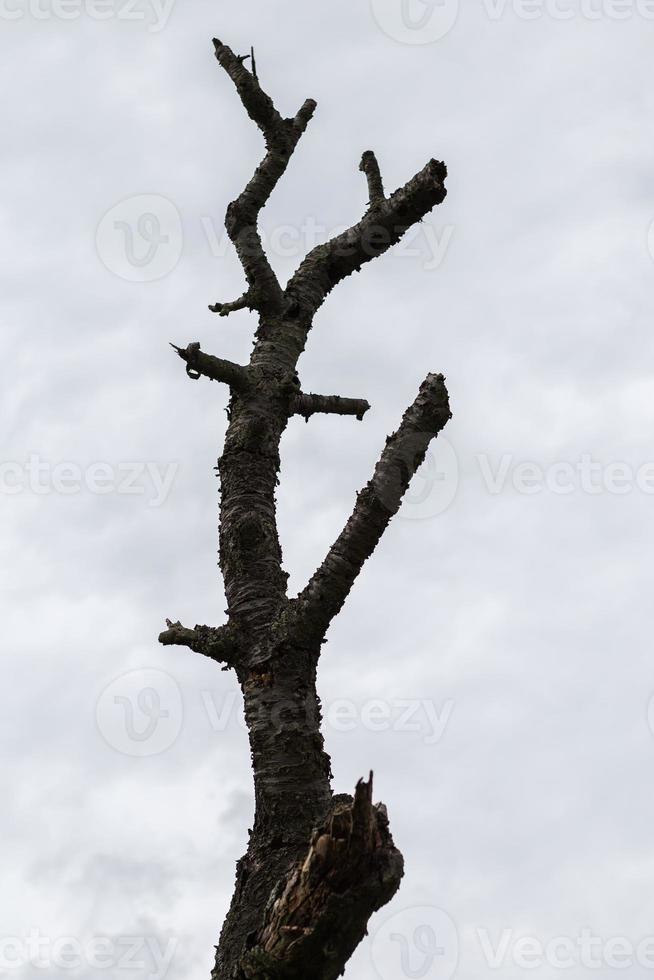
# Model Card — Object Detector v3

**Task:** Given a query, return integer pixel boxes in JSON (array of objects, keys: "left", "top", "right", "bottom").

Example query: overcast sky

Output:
[{"left": 2, "top": 1, "right": 654, "bottom": 978}]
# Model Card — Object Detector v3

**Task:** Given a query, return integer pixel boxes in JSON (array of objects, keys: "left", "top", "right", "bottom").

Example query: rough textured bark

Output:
[{"left": 160, "top": 38, "right": 451, "bottom": 980}]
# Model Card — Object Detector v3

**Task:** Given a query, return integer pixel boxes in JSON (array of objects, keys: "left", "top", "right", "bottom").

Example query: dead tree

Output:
[{"left": 159, "top": 38, "right": 451, "bottom": 980}]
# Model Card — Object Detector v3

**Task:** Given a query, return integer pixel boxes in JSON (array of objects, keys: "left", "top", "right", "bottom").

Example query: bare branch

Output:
[
  {"left": 293, "top": 98, "right": 317, "bottom": 133},
  {"left": 170, "top": 342, "right": 249, "bottom": 390},
  {"left": 291, "top": 373, "right": 452, "bottom": 640},
  {"left": 208, "top": 290, "right": 255, "bottom": 317},
  {"left": 212, "top": 39, "right": 317, "bottom": 315},
  {"left": 166, "top": 39, "right": 455, "bottom": 980},
  {"left": 286, "top": 158, "right": 447, "bottom": 319},
  {"left": 293, "top": 392, "right": 371, "bottom": 422},
  {"left": 241, "top": 773, "right": 403, "bottom": 980},
  {"left": 359, "top": 150, "right": 385, "bottom": 208},
  {"left": 158, "top": 619, "right": 240, "bottom": 666},
  {"left": 213, "top": 37, "right": 284, "bottom": 137}
]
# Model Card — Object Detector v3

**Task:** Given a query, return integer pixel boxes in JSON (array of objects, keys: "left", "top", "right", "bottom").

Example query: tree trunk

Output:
[
  {"left": 214, "top": 650, "right": 333, "bottom": 979},
  {"left": 158, "top": 38, "right": 452, "bottom": 979}
]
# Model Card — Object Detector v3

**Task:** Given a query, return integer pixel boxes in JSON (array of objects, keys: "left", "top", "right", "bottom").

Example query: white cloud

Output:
[{"left": 2, "top": 4, "right": 654, "bottom": 979}]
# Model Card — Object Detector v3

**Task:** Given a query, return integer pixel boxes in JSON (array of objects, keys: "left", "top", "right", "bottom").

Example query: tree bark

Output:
[{"left": 160, "top": 38, "right": 452, "bottom": 980}]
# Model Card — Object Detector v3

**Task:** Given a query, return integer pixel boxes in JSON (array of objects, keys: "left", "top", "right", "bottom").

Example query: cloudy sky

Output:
[{"left": 2, "top": 1, "right": 654, "bottom": 978}]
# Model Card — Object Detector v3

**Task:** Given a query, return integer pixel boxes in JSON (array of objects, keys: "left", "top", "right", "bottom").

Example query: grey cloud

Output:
[{"left": 2, "top": 3, "right": 654, "bottom": 979}]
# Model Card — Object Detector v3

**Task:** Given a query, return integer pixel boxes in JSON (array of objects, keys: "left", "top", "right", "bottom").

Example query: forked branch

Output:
[
  {"left": 212, "top": 39, "right": 317, "bottom": 315},
  {"left": 286, "top": 157, "right": 447, "bottom": 318},
  {"left": 292, "top": 373, "right": 452, "bottom": 641}
]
